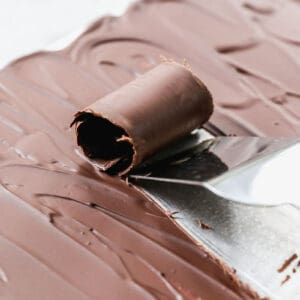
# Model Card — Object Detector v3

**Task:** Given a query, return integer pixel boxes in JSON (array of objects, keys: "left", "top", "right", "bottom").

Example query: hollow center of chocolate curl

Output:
[{"left": 72, "top": 112, "right": 134, "bottom": 175}]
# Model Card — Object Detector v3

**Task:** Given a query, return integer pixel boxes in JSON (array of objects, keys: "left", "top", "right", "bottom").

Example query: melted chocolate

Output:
[{"left": 0, "top": 0, "right": 299, "bottom": 299}]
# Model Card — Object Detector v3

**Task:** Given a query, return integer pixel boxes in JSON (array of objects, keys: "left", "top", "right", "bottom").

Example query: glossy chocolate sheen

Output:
[
  {"left": 72, "top": 63, "right": 213, "bottom": 175},
  {"left": 0, "top": 0, "right": 299, "bottom": 299}
]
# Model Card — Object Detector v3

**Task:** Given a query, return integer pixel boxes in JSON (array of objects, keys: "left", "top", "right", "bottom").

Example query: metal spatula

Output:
[
  {"left": 129, "top": 130, "right": 300, "bottom": 299},
  {"left": 131, "top": 131, "right": 300, "bottom": 208}
]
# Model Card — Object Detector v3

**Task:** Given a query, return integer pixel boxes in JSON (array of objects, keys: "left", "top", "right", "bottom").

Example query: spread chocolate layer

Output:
[
  {"left": 0, "top": 0, "right": 299, "bottom": 299},
  {"left": 72, "top": 63, "right": 213, "bottom": 175}
]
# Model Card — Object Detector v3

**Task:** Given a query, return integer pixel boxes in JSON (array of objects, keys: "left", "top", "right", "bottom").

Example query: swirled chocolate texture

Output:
[
  {"left": 0, "top": 0, "right": 299, "bottom": 299},
  {"left": 72, "top": 63, "right": 213, "bottom": 175}
]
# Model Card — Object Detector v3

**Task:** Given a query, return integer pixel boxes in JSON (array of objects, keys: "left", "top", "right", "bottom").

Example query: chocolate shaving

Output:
[
  {"left": 71, "top": 63, "right": 213, "bottom": 176},
  {"left": 277, "top": 253, "right": 298, "bottom": 273},
  {"left": 281, "top": 275, "right": 291, "bottom": 285},
  {"left": 196, "top": 219, "right": 212, "bottom": 230}
]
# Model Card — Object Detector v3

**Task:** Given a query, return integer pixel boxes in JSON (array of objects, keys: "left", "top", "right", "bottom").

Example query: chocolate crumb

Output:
[
  {"left": 48, "top": 212, "right": 56, "bottom": 224},
  {"left": 196, "top": 219, "right": 212, "bottom": 230},
  {"left": 281, "top": 275, "right": 291, "bottom": 285},
  {"left": 292, "top": 268, "right": 296, "bottom": 273},
  {"left": 167, "top": 211, "right": 179, "bottom": 219},
  {"left": 278, "top": 253, "right": 298, "bottom": 273}
]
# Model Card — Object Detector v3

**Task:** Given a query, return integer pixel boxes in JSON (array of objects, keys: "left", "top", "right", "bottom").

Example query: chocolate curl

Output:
[{"left": 71, "top": 63, "right": 213, "bottom": 176}]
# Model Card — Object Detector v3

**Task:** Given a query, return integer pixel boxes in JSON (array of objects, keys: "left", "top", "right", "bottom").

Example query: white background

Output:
[{"left": 0, "top": 0, "right": 134, "bottom": 68}]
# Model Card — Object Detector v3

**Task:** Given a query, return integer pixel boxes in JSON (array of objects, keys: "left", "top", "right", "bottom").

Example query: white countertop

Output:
[{"left": 0, "top": 0, "right": 134, "bottom": 68}]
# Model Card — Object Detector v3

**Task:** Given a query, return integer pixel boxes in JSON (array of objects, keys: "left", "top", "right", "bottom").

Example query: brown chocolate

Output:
[
  {"left": 281, "top": 275, "right": 291, "bottom": 286},
  {"left": 1, "top": 0, "right": 300, "bottom": 299},
  {"left": 277, "top": 253, "right": 298, "bottom": 273},
  {"left": 71, "top": 63, "right": 213, "bottom": 175}
]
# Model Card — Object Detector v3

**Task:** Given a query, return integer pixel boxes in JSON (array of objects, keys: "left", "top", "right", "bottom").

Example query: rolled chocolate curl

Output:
[{"left": 71, "top": 63, "right": 213, "bottom": 175}]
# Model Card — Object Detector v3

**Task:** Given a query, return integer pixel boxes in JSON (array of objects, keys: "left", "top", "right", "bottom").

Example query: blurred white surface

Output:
[{"left": 0, "top": 0, "right": 134, "bottom": 68}]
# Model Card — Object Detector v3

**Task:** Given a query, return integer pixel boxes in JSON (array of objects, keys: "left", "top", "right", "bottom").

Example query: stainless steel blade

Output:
[
  {"left": 132, "top": 135, "right": 300, "bottom": 207},
  {"left": 208, "top": 141, "right": 300, "bottom": 207},
  {"left": 130, "top": 130, "right": 300, "bottom": 299}
]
